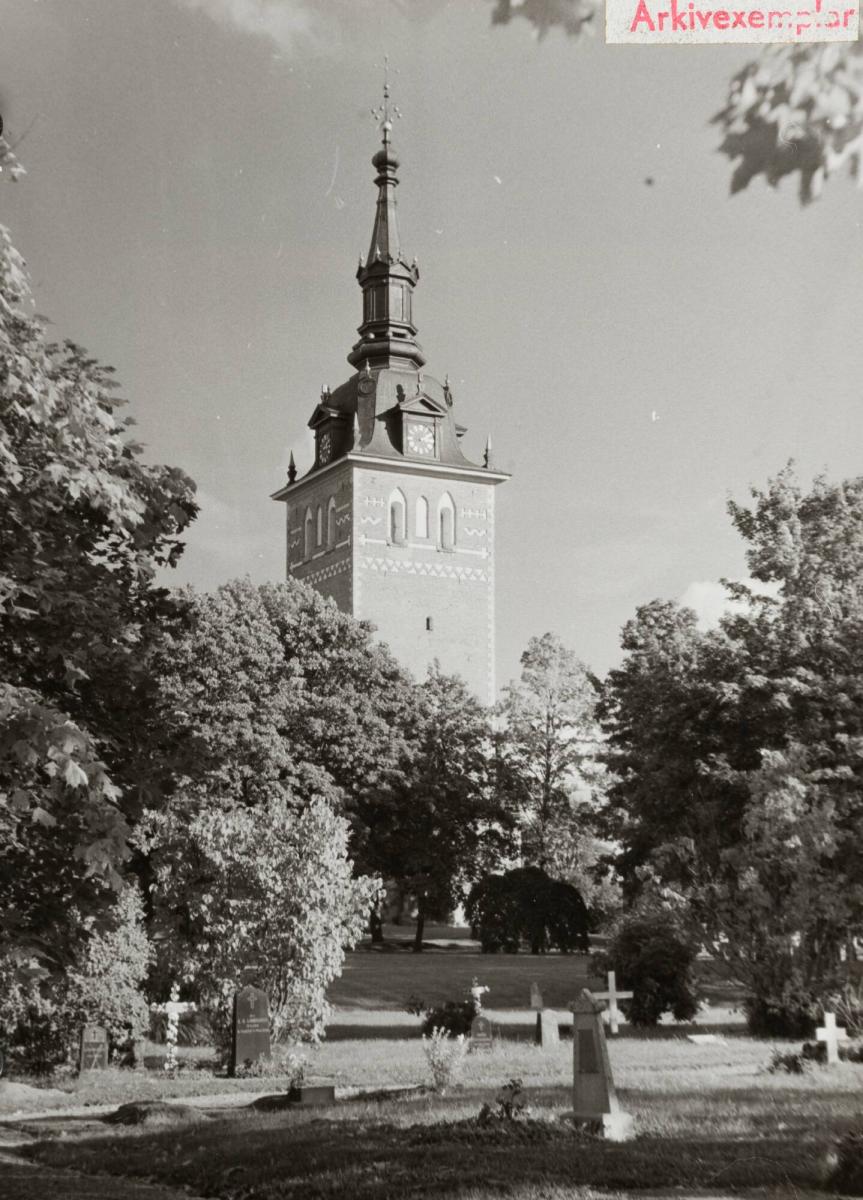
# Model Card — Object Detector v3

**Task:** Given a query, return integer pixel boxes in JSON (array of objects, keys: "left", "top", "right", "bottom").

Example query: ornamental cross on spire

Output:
[{"left": 370, "top": 55, "right": 401, "bottom": 146}]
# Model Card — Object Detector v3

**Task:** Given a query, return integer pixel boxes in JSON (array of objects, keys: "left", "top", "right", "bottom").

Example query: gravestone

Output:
[
  {"left": 816, "top": 1011, "right": 848, "bottom": 1065},
  {"left": 570, "top": 989, "right": 633, "bottom": 1140},
  {"left": 230, "top": 984, "right": 271, "bottom": 1075},
  {"left": 470, "top": 1013, "right": 494, "bottom": 1053},
  {"left": 79, "top": 1024, "right": 109, "bottom": 1072},
  {"left": 535, "top": 1008, "right": 560, "bottom": 1049},
  {"left": 132, "top": 1037, "right": 148, "bottom": 1071},
  {"left": 592, "top": 970, "right": 633, "bottom": 1036},
  {"left": 530, "top": 982, "right": 543, "bottom": 1010}
]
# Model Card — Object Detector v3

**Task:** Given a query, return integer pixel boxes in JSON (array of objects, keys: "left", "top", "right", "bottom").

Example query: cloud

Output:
[
  {"left": 177, "top": 0, "right": 320, "bottom": 53},
  {"left": 679, "top": 578, "right": 780, "bottom": 630},
  {"left": 175, "top": 0, "right": 445, "bottom": 55}
]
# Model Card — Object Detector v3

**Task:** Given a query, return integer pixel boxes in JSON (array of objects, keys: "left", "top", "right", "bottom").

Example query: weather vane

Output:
[{"left": 370, "top": 54, "right": 401, "bottom": 145}]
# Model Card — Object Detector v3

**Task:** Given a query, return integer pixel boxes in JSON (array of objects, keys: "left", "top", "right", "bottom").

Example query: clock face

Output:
[
  {"left": 319, "top": 432, "right": 332, "bottom": 464},
  {"left": 407, "top": 423, "right": 434, "bottom": 457}
]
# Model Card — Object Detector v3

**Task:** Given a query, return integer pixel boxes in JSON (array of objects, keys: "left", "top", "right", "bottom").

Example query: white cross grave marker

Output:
[
  {"left": 593, "top": 971, "right": 633, "bottom": 1036},
  {"left": 816, "top": 1011, "right": 848, "bottom": 1065},
  {"left": 151, "top": 983, "right": 196, "bottom": 1074}
]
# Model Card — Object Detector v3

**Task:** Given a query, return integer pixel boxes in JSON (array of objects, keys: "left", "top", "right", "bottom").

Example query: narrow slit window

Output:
[
  {"left": 438, "top": 493, "right": 455, "bottom": 550},
  {"left": 327, "top": 497, "right": 337, "bottom": 548},
  {"left": 415, "top": 495, "right": 429, "bottom": 539},
  {"left": 389, "top": 488, "right": 407, "bottom": 544},
  {"left": 304, "top": 508, "right": 314, "bottom": 559}
]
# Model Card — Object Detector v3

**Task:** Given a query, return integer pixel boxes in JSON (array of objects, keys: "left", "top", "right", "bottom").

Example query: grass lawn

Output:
[
  {"left": 329, "top": 944, "right": 744, "bottom": 1014},
  {"left": 20, "top": 1036, "right": 863, "bottom": 1198}
]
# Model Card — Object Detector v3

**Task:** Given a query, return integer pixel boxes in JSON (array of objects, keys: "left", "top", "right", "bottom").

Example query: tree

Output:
[
  {"left": 146, "top": 577, "right": 420, "bottom": 970},
  {"left": 358, "top": 664, "right": 512, "bottom": 952},
  {"left": 148, "top": 794, "right": 379, "bottom": 1048},
  {"left": 0, "top": 133, "right": 197, "bottom": 972},
  {"left": 497, "top": 633, "right": 600, "bottom": 872},
  {"left": 466, "top": 865, "right": 591, "bottom": 954},
  {"left": 715, "top": 45, "right": 863, "bottom": 205},
  {"left": 600, "top": 466, "right": 863, "bottom": 1032},
  {"left": 154, "top": 577, "right": 417, "bottom": 819}
]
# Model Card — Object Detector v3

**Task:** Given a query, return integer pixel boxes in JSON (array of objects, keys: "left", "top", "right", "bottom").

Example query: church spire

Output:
[{"left": 347, "top": 63, "right": 425, "bottom": 372}]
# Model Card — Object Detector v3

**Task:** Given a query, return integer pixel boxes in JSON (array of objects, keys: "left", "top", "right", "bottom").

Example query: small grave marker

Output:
[
  {"left": 151, "top": 983, "right": 196, "bottom": 1075},
  {"left": 570, "top": 989, "right": 633, "bottom": 1141},
  {"left": 470, "top": 1012, "right": 494, "bottom": 1053},
  {"left": 230, "top": 984, "right": 271, "bottom": 1075},
  {"left": 592, "top": 970, "right": 633, "bottom": 1035},
  {"left": 535, "top": 1008, "right": 560, "bottom": 1049},
  {"left": 530, "top": 982, "right": 543, "bottom": 1010},
  {"left": 816, "top": 1011, "right": 848, "bottom": 1065},
  {"left": 79, "top": 1024, "right": 109, "bottom": 1072}
]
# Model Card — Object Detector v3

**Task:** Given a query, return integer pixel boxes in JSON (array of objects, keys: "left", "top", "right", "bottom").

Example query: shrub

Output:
[
  {"left": 63, "top": 885, "right": 151, "bottom": 1053},
  {"left": 467, "top": 866, "right": 590, "bottom": 955},
  {"left": 421, "top": 1028, "right": 469, "bottom": 1093},
  {"left": 0, "top": 885, "right": 151, "bottom": 1074},
  {"left": 600, "top": 908, "right": 700, "bottom": 1027},
  {"left": 767, "top": 1047, "right": 812, "bottom": 1074},
  {"left": 420, "top": 1000, "right": 476, "bottom": 1038},
  {"left": 151, "top": 795, "right": 381, "bottom": 1052},
  {"left": 743, "top": 984, "right": 822, "bottom": 1038},
  {"left": 830, "top": 1130, "right": 863, "bottom": 1195},
  {"left": 826, "top": 979, "right": 863, "bottom": 1039},
  {"left": 234, "top": 1043, "right": 306, "bottom": 1084}
]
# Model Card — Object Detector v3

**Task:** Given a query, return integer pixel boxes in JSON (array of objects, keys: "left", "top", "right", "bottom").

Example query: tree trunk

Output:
[
  {"left": 369, "top": 905, "right": 384, "bottom": 945},
  {"left": 413, "top": 906, "right": 425, "bottom": 953}
]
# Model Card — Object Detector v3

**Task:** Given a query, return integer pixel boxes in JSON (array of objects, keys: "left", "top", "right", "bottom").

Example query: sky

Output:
[{"left": 1, "top": 0, "right": 861, "bottom": 687}]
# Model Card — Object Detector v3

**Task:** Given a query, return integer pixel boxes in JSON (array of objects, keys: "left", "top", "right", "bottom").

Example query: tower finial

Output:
[
  {"left": 288, "top": 451, "right": 297, "bottom": 484},
  {"left": 370, "top": 54, "right": 401, "bottom": 147},
  {"left": 483, "top": 435, "right": 493, "bottom": 469}
]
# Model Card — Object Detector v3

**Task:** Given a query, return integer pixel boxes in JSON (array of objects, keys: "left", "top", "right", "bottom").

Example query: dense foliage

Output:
[
  {"left": 0, "top": 141, "right": 195, "bottom": 1025},
  {"left": 467, "top": 866, "right": 591, "bottom": 954},
  {"left": 600, "top": 908, "right": 701, "bottom": 1027},
  {"left": 360, "top": 664, "right": 511, "bottom": 950},
  {"left": 149, "top": 794, "right": 379, "bottom": 1048},
  {"left": 0, "top": 884, "right": 151, "bottom": 1072},
  {"left": 601, "top": 467, "right": 863, "bottom": 1033}
]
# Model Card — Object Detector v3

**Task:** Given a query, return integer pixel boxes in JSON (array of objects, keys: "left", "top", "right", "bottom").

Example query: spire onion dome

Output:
[{"left": 347, "top": 62, "right": 424, "bottom": 371}]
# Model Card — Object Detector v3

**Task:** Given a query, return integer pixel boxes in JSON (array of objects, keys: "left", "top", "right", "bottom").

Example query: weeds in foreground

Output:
[{"left": 421, "top": 1029, "right": 469, "bottom": 1093}]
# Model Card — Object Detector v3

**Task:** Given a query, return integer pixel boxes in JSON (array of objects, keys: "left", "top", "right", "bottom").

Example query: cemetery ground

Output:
[{"left": 2, "top": 942, "right": 861, "bottom": 1198}]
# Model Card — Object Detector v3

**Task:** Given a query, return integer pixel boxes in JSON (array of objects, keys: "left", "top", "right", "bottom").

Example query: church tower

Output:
[{"left": 272, "top": 90, "right": 508, "bottom": 706}]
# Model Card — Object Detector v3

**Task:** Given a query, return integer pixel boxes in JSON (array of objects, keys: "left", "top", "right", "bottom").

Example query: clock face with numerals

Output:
[
  {"left": 319, "top": 432, "right": 332, "bottom": 464},
  {"left": 407, "top": 423, "right": 434, "bottom": 457}
]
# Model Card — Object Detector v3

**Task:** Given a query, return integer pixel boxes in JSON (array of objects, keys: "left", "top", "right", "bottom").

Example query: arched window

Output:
[
  {"left": 389, "top": 488, "right": 407, "bottom": 544},
  {"left": 415, "top": 495, "right": 429, "bottom": 539},
  {"left": 304, "top": 508, "right": 314, "bottom": 559},
  {"left": 316, "top": 505, "right": 323, "bottom": 547},
  {"left": 327, "top": 497, "right": 337, "bottom": 548},
  {"left": 438, "top": 493, "right": 455, "bottom": 550}
]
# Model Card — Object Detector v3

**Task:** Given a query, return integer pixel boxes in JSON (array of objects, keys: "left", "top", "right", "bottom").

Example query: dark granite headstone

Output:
[
  {"left": 230, "top": 984, "right": 271, "bottom": 1075},
  {"left": 470, "top": 1013, "right": 493, "bottom": 1053},
  {"left": 79, "top": 1024, "right": 109, "bottom": 1072}
]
